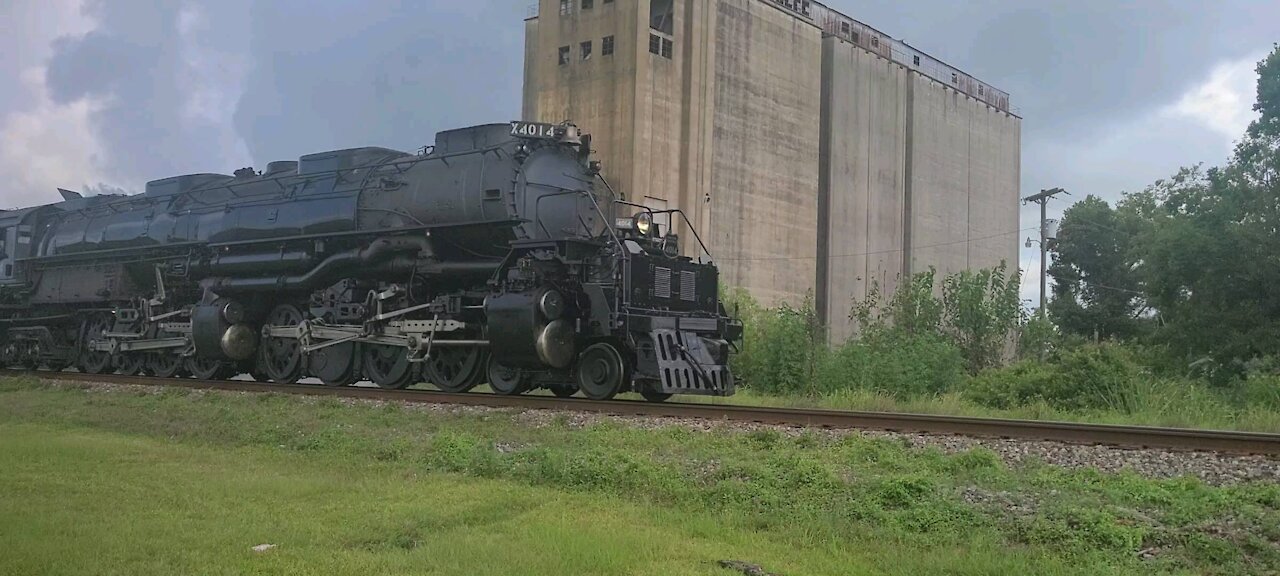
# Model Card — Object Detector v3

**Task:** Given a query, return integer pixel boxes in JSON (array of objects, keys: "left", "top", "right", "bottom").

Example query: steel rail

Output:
[{"left": 8, "top": 370, "right": 1280, "bottom": 456}]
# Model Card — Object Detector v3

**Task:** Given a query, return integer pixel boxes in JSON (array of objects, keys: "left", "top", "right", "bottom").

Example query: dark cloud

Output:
[
  {"left": 829, "top": 0, "right": 1279, "bottom": 139},
  {"left": 42, "top": 0, "right": 251, "bottom": 187},
  {"left": 232, "top": 1, "right": 528, "bottom": 166},
  {"left": 28, "top": 0, "right": 1277, "bottom": 191}
]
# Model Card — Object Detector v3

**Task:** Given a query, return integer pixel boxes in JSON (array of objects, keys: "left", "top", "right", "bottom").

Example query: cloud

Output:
[
  {"left": 0, "top": 0, "right": 106, "bottom": 206},
  {"left": 1019, "top": 51, "right": 1265, "bottom": 307},
  {"left": 231, "top": 1, "right": 528, "bottom": 165},
  {"left": 0, "top": 66, "right": 107, "bottom": 207},
  {"left": 39, "top": 0, "right": 253, "bottom": 188},
  {"left": 1163, "top": 53, "right": 1263, "bottom": 145}
]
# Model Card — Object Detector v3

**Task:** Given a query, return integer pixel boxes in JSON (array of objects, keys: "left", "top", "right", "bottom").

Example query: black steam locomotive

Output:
[{"left": 0, "top": 121, "right": 738, "bottom": 401}]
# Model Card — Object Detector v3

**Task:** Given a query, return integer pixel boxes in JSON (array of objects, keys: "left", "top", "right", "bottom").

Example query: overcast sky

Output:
[{"left": 0, "top": 0, "right": 1274, "bottom": 306}]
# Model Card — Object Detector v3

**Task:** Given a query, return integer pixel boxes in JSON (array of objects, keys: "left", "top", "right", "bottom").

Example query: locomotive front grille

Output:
[
  {"left": 680, "top": 271, "right": 696, "bottom": 302},
  {"left": 654, "top": 267, "right": 672, "bottom": 299}
]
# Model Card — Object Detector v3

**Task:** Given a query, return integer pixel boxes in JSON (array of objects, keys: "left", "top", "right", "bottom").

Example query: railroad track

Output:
[{"left": 9, "top": 370, "right": 1280, "bottom": 456}]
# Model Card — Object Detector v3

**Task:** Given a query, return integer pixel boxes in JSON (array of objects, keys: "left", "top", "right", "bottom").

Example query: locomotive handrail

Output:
[{"left": 614, "top": 201, "right": 714, "bottom": 264}]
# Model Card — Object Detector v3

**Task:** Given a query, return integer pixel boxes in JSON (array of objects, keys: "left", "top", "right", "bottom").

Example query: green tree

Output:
[
  {"left": 1130, "top": 45, "right": 1280, "bottom": 374},
  {"left": 1047, "top": 195, "right": 1150, "bottom": 340}
]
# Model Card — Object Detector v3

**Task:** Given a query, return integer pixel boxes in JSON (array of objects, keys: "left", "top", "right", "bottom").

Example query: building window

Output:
[
  {"left": 912, "top": 55, "right": 920, "bottom": 66},
  {"left": 951, "top": 73, "right": 958, "bottom": 84},
  {"left": 978, "top": 85, "right": 985, "bottom": 96},
  {"left": 559, "top": 45, "right": 570, "bottom": 65},
  {"left": 602, "top": 35, "right": 615, "bottom": 56},
  {"left": 661, "top": 38, "right": 673, "bottom": 59},
  {"left": 871, "top": 36, "right": 879, "bottom": 48},
  {"left": 650, "top": 0, "right": 673, "bottom": 35},
  {"left": 851, "top": 32, "right": 859, "bottom": 44},
  {"left": 581, "top": 40, "right": 592, "bottom": 60},
  {"left": 582, "top": 0, "right": 593, "bottom": 9},
  {"left": 840, "top": 21, "right": 850, "bottom": 35},
  {"left": 560, "top": 0, "right": 571, "bottom": 16},
  {"left": 649, "top": 34, "right": 661, "bottom": 55}
]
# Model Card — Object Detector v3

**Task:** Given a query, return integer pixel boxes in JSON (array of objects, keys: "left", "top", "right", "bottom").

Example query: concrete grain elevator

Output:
[{"left": 523, "top": 0, "right": 1021, "bottom": 341}]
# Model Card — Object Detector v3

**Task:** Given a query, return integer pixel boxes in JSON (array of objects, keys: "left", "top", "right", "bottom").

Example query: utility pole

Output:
[{"left": 1022, "top": 188, "right": 1067, "bottom": 314}]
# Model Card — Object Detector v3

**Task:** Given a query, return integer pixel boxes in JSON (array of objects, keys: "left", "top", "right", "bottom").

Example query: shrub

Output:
[
  {"left": 964, "top": 343, "right": 1145, "bottom": 412},
  {"left": 942, "top": 263, "right": 1022, "bottom": 373},
  {"left": 724, "top": 289, "right": 819, "bottom": 394},
  {"left": 814, "top": 329, "right": 966, "bottom": 399},
  {"left": 962, "top": 360, "right": 1057, "bottom": 410},
  {"left": 850, "top": 263, "right": 1024, "bottom": 375},
  {"left": 1240, "top": 374, "right": 1280, "bottom": 411},
  {"left": 1017, "top": 314, "right": 1058, "bottom": 361}
]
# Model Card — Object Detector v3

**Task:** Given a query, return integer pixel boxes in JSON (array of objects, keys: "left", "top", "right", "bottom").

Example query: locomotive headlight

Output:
[{"left": 633, "top": 212, "right": 654, "bottom": 236}]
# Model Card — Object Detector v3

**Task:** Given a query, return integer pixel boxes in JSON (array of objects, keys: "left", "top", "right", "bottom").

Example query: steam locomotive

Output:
[{"left": 0, "top": 121, "right": 738, "bottom": 401}]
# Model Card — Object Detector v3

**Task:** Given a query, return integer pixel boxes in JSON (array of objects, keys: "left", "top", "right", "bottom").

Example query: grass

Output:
[
  {"left": 679, "top": 387, "right": 1280, "bottom": 434},
  {"left": 2, "top": 377, "right": 1279, "bottom": 575},
  {"left": 0, "top": 424, "right": 872, "bottom": 575}
]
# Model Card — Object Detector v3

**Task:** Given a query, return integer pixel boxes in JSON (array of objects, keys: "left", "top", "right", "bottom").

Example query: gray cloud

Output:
[
  {"left": 41, "top": 0, "right": 252, "bottom": 187},
  {"left": 232, "top": 1, "right": 527, "bottom": 166},
  {"left": 2, "top": 0, "right": 1275, "bottom": 304}
]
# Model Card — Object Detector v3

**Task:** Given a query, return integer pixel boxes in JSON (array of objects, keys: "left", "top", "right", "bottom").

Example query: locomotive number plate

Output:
[{"left": 510, "top": 121, "right": 559, "bottom": 140}]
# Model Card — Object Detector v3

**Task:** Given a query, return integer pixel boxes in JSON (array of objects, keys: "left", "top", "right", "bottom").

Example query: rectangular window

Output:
[
  {"left": 649, "top": 34, "right": 661, "bottom": 55},
  {"left": 912, "top": 55, "right": 920, "bottom": 66},
  {"left": 871, "top": 36, "right": 879, "bottom": 47},
  {"left": 661, "top": 38, "right": 673, "bottom": 59},
  {"left": 840, "top": 22, "right": 850, "bottom": 35},
  {"left": 560, "top": 0, "right": 571, "bottom": 16},
  {"left": 851, "top": 32, "right": 859, "bottom": 44},
  {"left": 951, "top": 73, "right": 958, "bottom": 84},
  {"left": 978, "top": 85, "right": 985, "bottom": 96},
  {"left": 649, "top": 0, "right": 673, "bottom": 34},
  {"left": 581, "top": 40, "right": 592, "bottom": 60},
  {"left": 602, "top": 35, "right": 615, "bottom": 56},
  {"left": 559, "top": 45, "right": 570, "bottom": 65},
  {"left": 582, "top": 0, "right": 593, "bottom": 8}
]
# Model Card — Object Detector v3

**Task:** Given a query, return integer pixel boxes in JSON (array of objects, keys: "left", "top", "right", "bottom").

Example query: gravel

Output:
[{"left": 38, "top": 379, "right": 1280, "bottom": 486}]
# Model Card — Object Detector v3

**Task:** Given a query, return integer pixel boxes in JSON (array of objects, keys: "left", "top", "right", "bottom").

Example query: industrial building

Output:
[{"left": 523, "top": 0, "right": 1021, "bottom": 341}]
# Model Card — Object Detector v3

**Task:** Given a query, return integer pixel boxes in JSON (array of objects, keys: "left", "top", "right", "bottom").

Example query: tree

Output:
[
  {"left": 1044, "top": 46, "right": 1280, "bottom": 376},
  {"left": 1047, "top": 195, "right": 1150, "bottom": 340}
]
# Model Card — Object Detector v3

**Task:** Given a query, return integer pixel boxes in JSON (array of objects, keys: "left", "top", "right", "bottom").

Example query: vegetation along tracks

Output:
[{"left": 11, "top": 370, "right": 1280, "bottom": 456}]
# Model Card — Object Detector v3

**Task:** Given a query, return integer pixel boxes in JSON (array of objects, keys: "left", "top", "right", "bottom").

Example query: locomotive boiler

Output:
[{"left": 0, "top": 121, "right": 738, "bottom": 401}]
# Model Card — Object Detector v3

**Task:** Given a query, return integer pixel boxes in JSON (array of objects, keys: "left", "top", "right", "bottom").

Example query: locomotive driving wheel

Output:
[
  {"left": 486, "top": 356, "right": 530, "bottom": 396},
  {"left": 115, "top": 353, "right": 146, "bottom": 376},
  {"left": 185, "top": 356, "right": 236, "bottom": 380},
  {"left": 258, "top": 304, "right": 306, "bottom": 384},
  {"left": 575, "top": 343, "right": 627, "bottom": 401},
  {"left": 362, "top": 344, "right": 413, "bottom": 389},
  {"left": 309, "top": 342, "right": 360, "bottom": 387},
  {"left": 146, "top": 348, "right": 186, "bottom": 378},
  {"left": 424, "top": 347, "right": 485, "bottom": 393},
  {"left": 78, "top": 315, "right": 114, "bottom": 375}
]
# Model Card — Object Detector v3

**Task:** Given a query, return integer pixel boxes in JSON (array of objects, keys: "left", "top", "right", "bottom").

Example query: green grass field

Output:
[{"left": 1, "top": 378, "right": 1277, "bottom": 575}]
